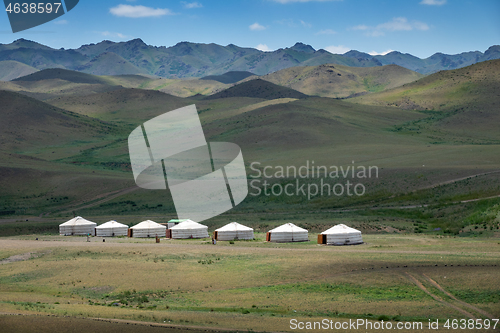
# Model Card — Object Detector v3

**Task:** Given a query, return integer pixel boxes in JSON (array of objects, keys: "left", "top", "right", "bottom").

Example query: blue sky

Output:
[{"left": 0, "top": 0, "right": 499, "bottom": 58}]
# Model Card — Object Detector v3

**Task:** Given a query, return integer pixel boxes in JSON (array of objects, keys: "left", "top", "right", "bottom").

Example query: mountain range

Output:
[{"left": 0, "top": 38, "right": 499, "bottom": 79}]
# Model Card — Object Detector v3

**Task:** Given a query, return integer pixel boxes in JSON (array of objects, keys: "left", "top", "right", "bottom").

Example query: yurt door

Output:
[
  {"left": 213, "top": 231, "right": 218, "bottom": 240},
  {"left": 128, "top": 229, "right": 133, "bottom": 237},
  {"left": 317, "top": 234, "right": 326, "bottom": 244},
  {"left": 266, "top": 232, "right": 271, "bottom": 242}
]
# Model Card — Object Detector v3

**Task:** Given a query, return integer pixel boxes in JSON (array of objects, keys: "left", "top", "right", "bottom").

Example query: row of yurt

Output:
[
  {"left": 59, "top": 216, "right": 97, "bottom": 236},
  {"left": 59, "top": 217, "right": 361, "bottom": 244},
  {"left": 317, "top": 224, "right": 363, "bottom": 245},
  {"left": 213, "top": 222, "right": 254, "bottom": 241},
  {"left": 59, "top": 218, "right": 166, "bottom": 238}
]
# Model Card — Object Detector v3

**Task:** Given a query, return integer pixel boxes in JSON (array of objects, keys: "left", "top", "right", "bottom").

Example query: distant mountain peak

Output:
[
  {"left": 289, "top": 42, "right": 315, "bottom": 53},
  {"left": 344, "top": 50, "right": 373, "bottom": 59},
  {"left": 1, "top": 38, "right": 499, "bottom": 78},
  {"left": 125, "top": 38, "right": 147, "bottom": 48}
]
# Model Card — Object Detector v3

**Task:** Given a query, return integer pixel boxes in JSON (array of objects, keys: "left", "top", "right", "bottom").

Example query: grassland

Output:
[
  {"left": 257, "top": 63, "right": 423, "bottom": 98},
  {"left": 1, "top": 59, "right": 500, "bottom": 331},
  {"left": 0, "top": 234, "right": 498, "bottom": 332}
]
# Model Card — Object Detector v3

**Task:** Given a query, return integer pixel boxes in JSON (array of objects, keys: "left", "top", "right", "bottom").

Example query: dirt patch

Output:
[{"left": 0, "top": 251, "right": 48, "bottom": 264}]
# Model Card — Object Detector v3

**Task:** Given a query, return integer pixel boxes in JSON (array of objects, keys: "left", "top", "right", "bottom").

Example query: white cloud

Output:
[
  {"left": 300, "top": 20, "right": 312, "bottom": 28},
  {"left": 368, "top": 49, "right": 394, "bottom": 56},
  {"left": 54, "top": 19, "right": 68, "bottom": 25},
  {"left": 97, "top": 31, "right": 130, "bottom": 39},
  {"left": 271, "top": 0, "right": 341, "bottom": 3},
  {"left": 351, "top": 17, "right": 429, "bottom": 37},
  {"left": 249, "top": 22, "right": 266, "bottom": 31},
  {"left": 256, "top": 44, "right": 272, "bottom": 52},
  {"left": 275, "top": 18, "right": 296, "bottom": 27},
  {"left": 109, "top": 4, "right": 174, "bottom": 18},
  {"left": 351, "top": 24, "right": 370, "bottom": 31},
  {"left": 316, "top": 29, "right": 336, "bottom": 35},
  {"left": 182, "top": 2, "right": 203, "bottom": 9},
  {"left": 420, "top": 0, "right": 446, "bottom": 5},
  {"left": 377, "top": 17, "right": 428, "bottom": 31},
  {"left": 324, "top": 45, "right": 350, "bottom": 54}
]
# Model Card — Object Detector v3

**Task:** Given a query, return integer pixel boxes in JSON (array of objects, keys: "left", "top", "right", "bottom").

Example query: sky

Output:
[{"left": 0, "top": 0, "right": 499, "bottom": 58}]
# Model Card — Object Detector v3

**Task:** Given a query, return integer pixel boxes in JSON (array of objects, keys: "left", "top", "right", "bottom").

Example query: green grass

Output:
[{"left": 0, "top": 234, "right": 499, "bottom": 332}]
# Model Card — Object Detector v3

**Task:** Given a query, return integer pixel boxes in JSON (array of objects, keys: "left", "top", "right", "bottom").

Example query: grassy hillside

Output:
[
  {"left": 0, "top": 61, "right": 498, "bottom": 234},
  {"left": 140, "top": 78, "right": 229, "bottom": 97},
  {"left": 257, "top": 63, "right": 423, "bottom": 98},
  {"left": 13, "top": 68, "right": 109, "bottom": 84},
  {"left": 76, "top": 52, "right": 148, "bottom": 76},
  {"left": 205, "top": 79, "right": 308, "bottom": 100},
  {"left": 200, "top": 71, "right": 255, "bottom": 84},
  {"left": 351, "top": 59, "right": 500, "bottom": 143},
  {"left": 0, "top": 90, "right": 116, "bottom": 151},
  {"left": 3, "top": 68, "right": 225, "bottom": 99},
  {"left": 47, "top": 88, "right": 192, "bottom": 125},
  {"left": 0, "top": 60, "right": 38, "bottom": 81}
]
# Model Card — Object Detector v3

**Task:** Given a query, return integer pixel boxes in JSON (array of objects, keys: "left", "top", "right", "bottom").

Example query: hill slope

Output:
[
  {"left": 204, "top": 79, "right": 308, "bottom": 100},
  {"left": 76, "top": 52, "right": 147, "bottom": 76},
  {"left": 0, "top": 60, "right": 38, "bottom": 81},
  {"left": 13, "top": 68, "right": 109, "bottom": 84},
  {"left": 258, "top": 63, "right": 423, "bottom": 98},
  {"left": 0, "top": 90, "right": 115, "bottom": 151},
  {"left": 47, "top": 88, "right": 192, "bottom": 125},
  {"left": 200, "top": 71, "right": 255, "bottom": 84},
  {"left": 350, "top": 59, "right": 500, "bottom": 143}
]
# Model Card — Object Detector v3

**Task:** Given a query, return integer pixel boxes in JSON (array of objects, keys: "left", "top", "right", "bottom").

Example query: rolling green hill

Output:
[
  {"left": 0, "top": 60, "right": 38, "bottom": 81},
  {"left": 139, "top": 77, "right": 229, "bottom": 98},
  {"left": 204, "top": 79, "right": 308, "bottom": 100},
  {"left": 13, "top": 68, "right": 109, "bottom": 84},
  {"left": 257, "top": 63, "right": 423, "bottom": 98},
  {"left": 0, "top": 90, "right": 116, "bottom": 153},
  {"left": 200, "top": 71, "right": 255, "bottom": 84},
  {"left": 47, "top": 88, "right": 193, "bottom": 125},
  {"left": 0, "top": 59, "right": 498, "bottom": 226},
  {"left": 351, "top": 59, "right": 500, "bottom": 143},
  {"left": 76, "top": 52, "right": 148, "bottom": 76}
]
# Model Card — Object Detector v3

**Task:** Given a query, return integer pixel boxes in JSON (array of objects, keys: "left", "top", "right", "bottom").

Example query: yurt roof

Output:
[
  {"left": 95, "top": 220, "right": 128, "bottom": 229},
  {"left": 59, "top": 216, "right": 96, "bottom": 226},
  {"left": 269, "top": 223, "right": 307, "bottom": 233},
  {"left": 215, "top": 222, "right": 253, "bottom": 232},
  {"left": 321, "top": 224, "right": 361, "bottom": 234},
  {"left": 130, "top": 220, "right": 165, "bottom": 229},
  {"left": 170, "top": 219, "right": 208, "bottom": 230}
]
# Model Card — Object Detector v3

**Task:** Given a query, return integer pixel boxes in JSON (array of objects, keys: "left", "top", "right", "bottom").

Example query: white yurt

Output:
[
  {"left": 318, "top": 224, "right": 363, "bottom": 245},
  {"left": 214, "top": 222, "right": 254, "bottom": 241},
  {"left": 95, "top": 220, "right": 129, "bottom": 237},
  {"left": 129, "top": 220, "right": 166, "bottom": 238},
  {"left": 266, "top": 223, "right": 308, "bottom": 243},
  {"left": 59, "top": 216, "right": 97, "bottom": 236},
  {"left": 169, "top": 220, "right": 209, "bottom": 239}
]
